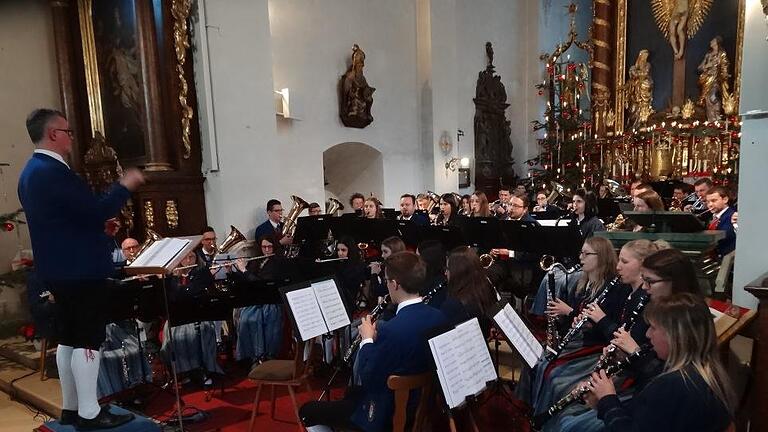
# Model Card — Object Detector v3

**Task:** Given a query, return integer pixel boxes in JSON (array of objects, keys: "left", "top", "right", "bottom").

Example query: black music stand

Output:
[
  {"left": 461, "top": 217, "right": 503, "bottom": 253},
  {"left": 499, "top": 223, "right": 583, "bottom": 258},
  {"left": 418, "top": 225, "right": 467, "bottom": 251},
  {"left": 394, "top": 220, "right": 422, "bottom": 248},
  {"left": 125, "top": 235, "right": 202, "bottom": 431},
  {"left": 293, "top": 215, "right": 334, "bottom": 259},
  {"left": 624, "top": 211, "right": 705, "bottom": 233},
  {"left": 329, "top": 217, "right": 400, "bottom": 244}
]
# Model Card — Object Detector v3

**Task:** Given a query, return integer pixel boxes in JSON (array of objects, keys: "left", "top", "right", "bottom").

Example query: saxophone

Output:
[
  {"left": 540, "top": 256, "right": 582, "bottom": 353},
  {"left": 544, "top": 276, "right": 621, "bottom": 361},
  {"left": 532, "top": 345, "right": 651, "bottom": 429},
  {"left": 593, "top": 291, "right": 650, "bottom": 372}
]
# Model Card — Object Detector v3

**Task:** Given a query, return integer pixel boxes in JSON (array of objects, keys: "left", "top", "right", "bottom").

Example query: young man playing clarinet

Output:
[{"left": 299, "top": 251, "right": 447, "bottom": 432}]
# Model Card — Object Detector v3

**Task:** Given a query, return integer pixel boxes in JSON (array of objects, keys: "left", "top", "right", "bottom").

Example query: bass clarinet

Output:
[
  {"left": 532, "top": 345, "right": 651, "bottom": 429},
  {"left": 539, "top": 256, "right": 582, "bottom": 352},
  {"left": 544, "top": 275, "right": 621, "bottom": 361},
  {"left": 593, "top": 291, "right": 650, "bottom": 372}
]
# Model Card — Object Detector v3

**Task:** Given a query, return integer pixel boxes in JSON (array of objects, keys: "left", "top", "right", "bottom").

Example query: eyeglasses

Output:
[
  {"left": 641, "top": 275, "right": 669, "bottom": 285},
  {"left": 579, "top": 251, "right": 598, "bottom": 257},
  {"left": 262, "top": 244, "right": 274, "bottom": 249},
  {"left": 53, "top": 128, "right": 74, "bottom": 138},
  {"left": 270, "top": 208, "right": 284, "bottom": 213}
]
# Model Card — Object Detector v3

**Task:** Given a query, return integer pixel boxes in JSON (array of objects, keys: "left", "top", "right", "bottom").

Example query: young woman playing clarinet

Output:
[
  {"left": 583, "top": 293, "right": 734, "bottom": 432},
  {"left": 556, "top": 247, "right": 703, "bottom": 431}
]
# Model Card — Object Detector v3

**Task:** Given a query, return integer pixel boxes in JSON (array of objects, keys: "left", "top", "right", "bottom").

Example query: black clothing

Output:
[
  {"left": 597, "top": 366, "right": 731, "bottom": 432},
  {"left": 47, "top": 279, "right": 109, "bottom": 349},
  {"left": 578, "top": 215, "right": 606, "bottom": 239},
  {"left": 567, "top": 280, "right": 631, "bottom": 347}
]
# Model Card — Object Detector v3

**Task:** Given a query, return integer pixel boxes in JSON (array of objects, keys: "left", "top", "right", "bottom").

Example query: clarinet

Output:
[
  {"left": 593, "top": 291, "right": 650, "bottom": 372},
  {"left": 544, "top": 276, "right": 621, "bottom": 361},
  {"left": 532, "top": 345, "right": 651, "bottom": 429},
  {"left": 422, "top": 280, "right": 446, "bottom": 305},
  {"left": 342, "top": 294, "right": 391, "bottom": 365}
]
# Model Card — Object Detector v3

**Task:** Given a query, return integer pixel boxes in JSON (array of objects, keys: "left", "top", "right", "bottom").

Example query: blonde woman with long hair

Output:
[{"left": 585, "top": 293, "right": 734, "bottom": 431}]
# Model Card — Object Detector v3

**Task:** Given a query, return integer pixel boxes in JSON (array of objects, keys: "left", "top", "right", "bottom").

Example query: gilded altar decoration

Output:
[
  {"left": 697, "top": 37, "right": 731, "bottom": 122},
  {"left": 623, "top": 50, "right": 654, "bottom": 127},
  {"left": 143, "top": 200, "right": 155, "bottom": 229},
  {"left": 83, "top": 132, "right": 135, "bottom": 235},
  {"left": 651, "top": 0, "right": 713, "bottom": 59},
  {"left": 682, "top": 99, "right": 696, "bottom": 119},
  {"left": 339, "top": 44, "right": 375, "bottom": 128},
  {"left": 165, "top": 200, "right": 179, "bottom": 230},
  {"left": 172, "top": 0, "right": 194, "bottom": 159}
]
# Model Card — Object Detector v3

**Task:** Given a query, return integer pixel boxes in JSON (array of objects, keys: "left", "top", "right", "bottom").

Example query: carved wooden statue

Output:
[
  {"left": 339, "top": 44, "right": 375, "bottom": 128},
  {"left": 697, "top": 36, "right": 731, "bottom": 122},
  {"left": 473, "top": 42, "right": 516, "bottom": 198},
  {"left": 624, "top": 50, "right": 654, "bottom": 127},
  {"left": 652, "top": 0, "right": 713, "bottom": 59}
]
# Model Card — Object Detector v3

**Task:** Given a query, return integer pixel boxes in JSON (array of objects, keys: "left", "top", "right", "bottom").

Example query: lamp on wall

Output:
[{"left": 445, "top": 157, "right": 470, "bottom": 172}]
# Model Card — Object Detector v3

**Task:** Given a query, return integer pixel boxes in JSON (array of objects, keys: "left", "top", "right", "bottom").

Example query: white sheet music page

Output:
[
  {"left": 493, "top": 303, "right": 543, "bottom": 368},
  {"left": 285, "top": 287, "right": 328, "bottom": 341},
  {"left": 128, "top": 238, "right": 190, "bottom": 269},
  {"left": 312, "top": 279, "right": 350, "bottom": 332},
  {"left": 428, "top": 331, "right": 463, "bottom": 409},
  {"left": 455, "top": 319, "right": 497, "bottom": 396}
]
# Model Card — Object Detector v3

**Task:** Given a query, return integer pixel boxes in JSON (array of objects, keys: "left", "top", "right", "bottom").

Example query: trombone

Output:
[{"left": 174, "top": 254, "right": 275, "bottom": 272}]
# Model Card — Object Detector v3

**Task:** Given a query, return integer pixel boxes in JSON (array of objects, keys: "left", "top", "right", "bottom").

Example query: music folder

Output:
[
  {"left": 489, "top": 301, "right": 544, "bottom": 368},
  {"left": 428, "top": 318, "right": 497, "bottom": 409},
  {"left": 280, "top": 276, "right": 351, "bottom": 341},
  {"left": 124, "top": 235, "right": 202, "bottom": 275}
]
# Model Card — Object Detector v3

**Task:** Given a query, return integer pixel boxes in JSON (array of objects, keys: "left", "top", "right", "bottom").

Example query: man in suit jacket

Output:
[
  {"left": 705, "top": 186, "right": 736, "bottom": 257},
  {"left": 18, "top": 109, "right": 144, "bottom": 429},
  {"left": 397, "top": 194, "right": 428, "bottom": 226},
  {"left": 300, "top": 252, "right": 447, "bottom": 432},
  {"left": 254, "top": 199, "right": 295, "bottom": 248}
]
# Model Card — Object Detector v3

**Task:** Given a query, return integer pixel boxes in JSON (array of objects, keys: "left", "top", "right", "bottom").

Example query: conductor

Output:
[{"left": 18, "top": 109, "right": 145, "bottom": 429}]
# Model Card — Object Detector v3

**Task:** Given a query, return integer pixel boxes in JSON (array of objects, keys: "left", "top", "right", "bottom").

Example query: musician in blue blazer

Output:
[
  {"left": 705, "top": 186, "right": 737, "bottom": 257},
  {"left": 398, "top": 194, "right": 429, "bottom": 226},
  {"left": 300, "top": 251, "right": 447, "bottom": 432},
  {"left": 18, "top": 109, "right": 144, "bottom": 429}
]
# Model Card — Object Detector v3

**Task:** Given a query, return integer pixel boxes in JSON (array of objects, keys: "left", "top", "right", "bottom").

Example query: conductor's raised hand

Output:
[{"left": 119, "top": 168, "right": 145, "bottom": 191}]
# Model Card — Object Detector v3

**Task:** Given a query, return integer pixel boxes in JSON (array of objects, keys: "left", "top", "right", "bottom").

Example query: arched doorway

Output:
[{"left": 323, "top": 142, "right": 384, "bottom": 210}]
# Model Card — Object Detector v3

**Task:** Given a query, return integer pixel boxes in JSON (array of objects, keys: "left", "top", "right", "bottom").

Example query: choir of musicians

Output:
[{"left": 38, "top": 173, "right": 739, "bottom": 431}]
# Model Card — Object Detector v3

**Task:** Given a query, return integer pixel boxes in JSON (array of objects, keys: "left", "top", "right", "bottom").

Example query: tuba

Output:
[
  {"left": 281, "top": 195, "right": 309, "bottom": 238},
  {"left": 547, "top": 181, "right": 571, "bottom": 206},
  {"left": 603, "top": 178, "right": 630, "bottom": 199},
  {"left": 128, "top": 229, "right": 162, "bottom": 265},
  {"left": 218, "top": 225, "right": 246, "bottom": 254},
  {"left": 425, "top": 191, "right": 441, "bottom": 214},
  {"left": 325, "top": 197, "right": 344, "bottom": 216}
]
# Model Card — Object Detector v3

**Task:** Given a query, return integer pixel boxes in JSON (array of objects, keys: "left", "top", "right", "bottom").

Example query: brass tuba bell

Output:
[
  {"left": 128, "top": 229, "right": 162, "bottom": 265},
  {"left": 218, "top": 225, "right": 246, "bottom": 254},
  {"left": 325, "top": 197, "right": 344, "bottom": 216},
  {"left": 547, "top": 181, "right": 572, "bottom": 205},
  {"left": 281, "top": 195, "right": 310, "bottom": 238}
]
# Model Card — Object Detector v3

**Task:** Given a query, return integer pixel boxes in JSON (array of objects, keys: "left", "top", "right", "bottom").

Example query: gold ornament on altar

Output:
[
  {"left": 697, "top": 37, "right": 731, "bottom": 122},
  {"left": 623, "top": 50, "right": 654, "bottom": 127},
  {"left": 682, "top": 99, "right": 695, "bottom": 119},
  {"left": 651, "top": 0, "right": 713, "bottom": 59}
]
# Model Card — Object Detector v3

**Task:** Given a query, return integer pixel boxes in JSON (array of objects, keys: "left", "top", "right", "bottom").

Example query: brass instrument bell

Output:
[
  {"left": 128, "top": 229, "right": 162, "bottom": 265},
  {"left": 218, "top": 225, "right": 246, "bottom": 254}
]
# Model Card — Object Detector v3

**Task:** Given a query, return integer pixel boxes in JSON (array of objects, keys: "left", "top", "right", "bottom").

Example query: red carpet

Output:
[{"left": 125, "top": 367, "right": 530, "bottom": 431}]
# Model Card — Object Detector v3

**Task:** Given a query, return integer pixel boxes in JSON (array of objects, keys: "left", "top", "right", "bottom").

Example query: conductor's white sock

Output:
[
  {"left": 56, "top": 345, "right": 78, "bottom": 411},
  {"left": 71, "top": 348, "right": 101, "bottom": 419},
  {"left": 305, "top": 426, "right": 333, "bottom": 432}
]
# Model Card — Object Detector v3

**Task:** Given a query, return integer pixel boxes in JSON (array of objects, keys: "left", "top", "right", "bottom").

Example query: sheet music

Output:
[
  {"left": 312, "top": 279, "right": 350, "bottom": 332},
  {"left": 128, "top": 238, "right": 190, "bottom": 269},
  {"left": 429, "top": 318, "right": 497, "bottom": 409},
  {"left": 285, "top": 287, "right": 328, "bottom": 341},
  {"left": 493, "top": 303, "right": 543, "bottom": 368}
]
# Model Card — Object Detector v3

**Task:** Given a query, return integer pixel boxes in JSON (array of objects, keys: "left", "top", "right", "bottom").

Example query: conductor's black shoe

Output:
[
  {"left": 76, "top": 406, "right": 134, "bottom": 431},
  {"left": 59, "top": 409, "right": 78, "bottom": 425}
]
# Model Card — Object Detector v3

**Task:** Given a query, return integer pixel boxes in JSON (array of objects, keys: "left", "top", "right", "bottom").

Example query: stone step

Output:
[
  {"left": 0, "top": 356, "right": 62, "bottom": 419},
  {"left": 0, "top": 336, "right": 42, "bottom": 371}
]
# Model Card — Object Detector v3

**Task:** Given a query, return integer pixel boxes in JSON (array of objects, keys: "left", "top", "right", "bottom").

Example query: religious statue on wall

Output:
[
  {"left": 652, "top": 0, "right": 713, "bottom": 59},
  {"left": 623, "top": 49, "right": 654, "bottom": 127},
  {"left": 339, "top": 44, "right": 375, "bottom": 128},
  {"left": 697, "top": 36, "right": 731, "bottom": 122}
]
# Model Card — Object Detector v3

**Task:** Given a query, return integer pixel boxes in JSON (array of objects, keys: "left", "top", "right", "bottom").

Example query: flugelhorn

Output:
[{"left": 218, "top": 225, "right": 246, "bottom": 254}]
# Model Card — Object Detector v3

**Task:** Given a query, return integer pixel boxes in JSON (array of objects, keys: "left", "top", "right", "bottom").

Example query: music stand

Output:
[
  {"left": 461, "top": 217, "right": 503, "bottom": 253},
  {"left": 418, "top": 225, "right": 467, "bottom": 251},
  {"left": 394, "top": 220, "right": 422, "bottom": 248},
  {"left": 624, "top": 211, "right": 705, "bottom": 233},
  {"left": 125, "top": 235, "right": 202, "bottom": 431},
  {"left": 294, "top": 215, "right": 334, "bottom": 258},
  {"left": 329, "top": 217, "right": 400, "bottom": 244},
  {"left": 499, "top": 223, "right": 583, "bottom": 258}
]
